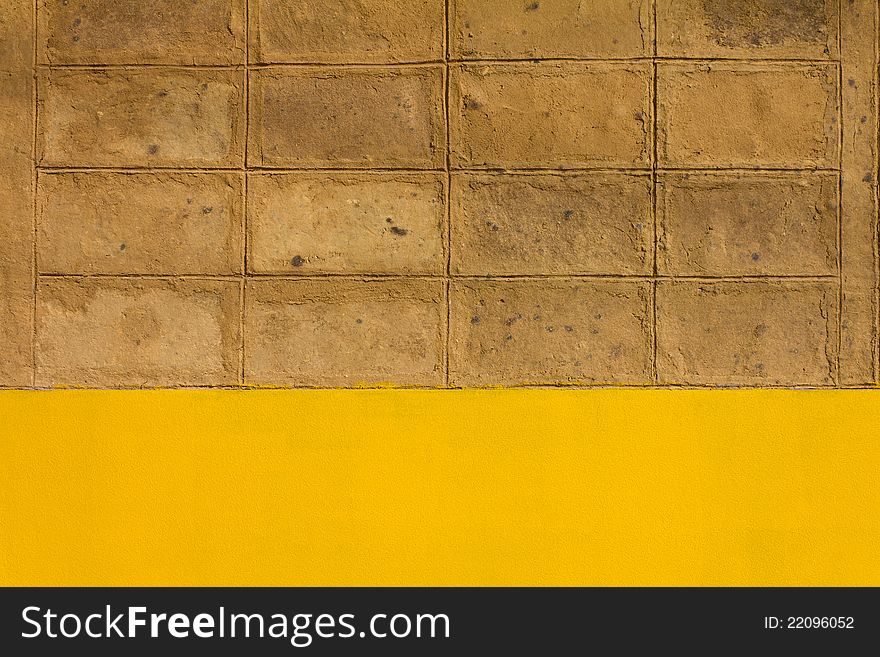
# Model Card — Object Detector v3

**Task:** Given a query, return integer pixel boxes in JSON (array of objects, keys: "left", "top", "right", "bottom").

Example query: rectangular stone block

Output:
[
  {"left": 449, "top": 63, "right": 652, "bottom": 169},
  {"left": 658, "top": 173, "right": 838, "bottom": 276},
  {"left": 36, "top": 279, "right": 240, "bottom": 387},
  {"left": 656, "top": 282, "right": 838, "bottom": 386},
  {"left": 250, "top": 0, "right": 444, "bottom": 63},
  {"left": 657, "top": 0, "right": 838, "bottom": 59},
  {"left": 449, "top": 281, "right": 653, "bottom": 386},
  {"left": 249, "top": 67, "right": 445, "bottom": 169},
  {"left": 451, "top": 0, "right": 651, "bottom": 59},
  {"left": 245, "top": 280, "right": 445, "bottom": 387},
  {"left": 38, "top": 172, "right": 243, "bottom": 275},
  {"left": 657, "top": 63, "right": 839, "bottom": 168},
  {"left": 38, "top": 69, "right": 245, "bottom": 168},
  {"left": 248, "top": 173, "right": 445, "bottom": 275},
  {"left": 0, "top": 0, "right": 34, "bottom": 386},
  {"left": 451, "top": 173, "right": 652, "bottom": 276},
  {"left": 39, "top": 0, "right": 246, "bottom": 65}
]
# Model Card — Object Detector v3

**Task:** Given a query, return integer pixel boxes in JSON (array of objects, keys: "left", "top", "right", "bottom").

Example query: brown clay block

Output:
[
  {"left": 245, "top": 279, "right": 445, "bottom": 387},
  {"left": 37, "top": 172, "right": 243, "bottom": 275},
  {"left": 36, "top": 278, "right": 240, "bottom": 387},
  {"left": 250, "top": 0, "right": 444, "bottom": 64},
  {"left": 656, "top": 281, "right": 838, "bottom": 386},
  {"left": 658, "top": 173, "right": 838, "bottom": 276},
  {"left": 657, "top": 63, "right": 839, "bottom": 168},
  {"left": 39, "top": 0, "right": 246, "bottom": 65},
  {"left": 249, "top": 67, "right": 445, "bottom": 169},
  {"left": 449, "top": 63, "right": 652, "bottom": 169},
  {"left": 451, "top": 173, "right": 652, "bottom": 276},
  {"left": 451, "top": 0, "right": 650, "bottom": 59},
  {"left": 248, "top": 173, "right": 445, "bottom": 275},
  {"left": 449, "top": 280, "right": 653, "bottom": 386},
  {"left": 38, "top": 69, "right": 245, "bottom": 168},
  {"left": 0, "top": 0, "right": 34, "bottom": 386},
  {"left": 657, "top": 0, "right": 839, "bottom": 59}
]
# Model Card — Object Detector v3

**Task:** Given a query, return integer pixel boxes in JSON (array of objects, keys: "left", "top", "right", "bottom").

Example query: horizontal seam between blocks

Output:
[
  {"left": 3, "top": 384, "right": 871, "bottom": 391},
  {"left": 37, "top": 57, "right": 842, "bottom": 69},
  {"left": 35, "top": 274, "right": 842, "bottom": 282},
  {"left": 36, "top": 166, "right": 842, "bottom": 174}
]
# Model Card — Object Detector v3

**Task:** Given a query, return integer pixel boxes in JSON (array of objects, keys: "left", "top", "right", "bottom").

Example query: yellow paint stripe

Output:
[{"left": 1, "top": 390, "right": 878, "bottom": 586}]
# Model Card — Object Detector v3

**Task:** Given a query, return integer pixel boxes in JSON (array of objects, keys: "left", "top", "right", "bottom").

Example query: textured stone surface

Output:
[
  {"left": 0, "top": 0, "right": 34, "bottom": 386},
  {"left": 657, "top": 63, "right": 839, "bottom": 168},
  {"left": 250, "top": 67, "right": 445, "bottom": 169},
  {"left": 245, "top": 280, "right": 445, "bottom": 387},
  {"left": 36, "top": 278, "right": 240, "bottom": 387},
  {"left": 451, "top": 0, "right": 651, "bottom": 59},
  {"left": 657, "top": 0, "right": 838, "bottom": 59},
  {"left": 451, "top": 173, "right": 652, "bottom": 276},
  {"left": 450, "top": 281, "right": 653, "bottom": 386},
  {"left": 0, "top": 1, "right": 877, "bottom": 388},
  {"left": 658, "top": 173, "right": 838, "bottom": 276},
  {"left": 38, "top": 172, "right": 243, "bottom": 275},
  {"left": 39, "top": 69, "right": 246, "bottom": 168},
  {"left": 39, "top": 0, "right": 246, "bottom": 65},
  {"left": 249, "top": 173, "right": 445, "bottom": 275},
  {"left": 251, "top": 0, "right": 444, "bottom": 63},
  {"left": 656, "top": 282, "right": 838, "bottom": 386},
  {"left": 449, "top": 63, "right": 652, "bottom": 169}
]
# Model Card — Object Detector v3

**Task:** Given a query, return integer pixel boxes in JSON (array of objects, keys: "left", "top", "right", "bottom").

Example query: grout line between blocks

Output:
[
  {"left": 34, "top": 166, "right": 844, "bottom": 175},
  {"left": 836, "top": 0, "right": 843, "bottom": 385},
  {"left": 31, "top": 0, "right": 38, "bottom": 387},
  {"left": 34, "top": 273, "right": 841, "bottom": 283},
  {"left": 443, "top": 0, "right": 451, "bottom": 387},
  {"left": 651, "top": 0, "right": 659, "bottom": 384},
  {"left": 876, "top": 0, "right": 880, "bottom": 383},
  {"left": 38, "top": 56, "right": 842, "bottom": 69},
  {"left": 240, "top": 0, "right": 250, "bottom": 386},
  {"left": 874, "top": 0, "right": 880, "bottom": 384}
]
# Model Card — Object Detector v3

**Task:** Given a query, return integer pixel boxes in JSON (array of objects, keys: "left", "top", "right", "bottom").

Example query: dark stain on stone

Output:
[
  {"left": 863, "top": 172, "right": 873, "bottom": 183},
  {"left": 119, "top": 243, "right": 126, "bottom": 251},
  {"left": 563, "top": 209, "right": 575, "bottom": 219},
  {"left": 290, "top": 255, "right": 305, "bottom": 267},
  {"left": 751, "top": 252, "right": 761, "bottom": 261},
  {"left": 386, "top": 217, "right": 394, "bottom": 224},
  {"left": 356, "top": 318, "right": 363, "bottom": 324},
  {"left": 463, "top": 97, "right": 483, "bottom": 111},
  {"left": 525, "top": 2, "right": 540, "bottom": 11},
  {"left": 390, "top": 226, "right": 408, "bottom": 237},
  {"left": 147, "top": 144, "right": 159, "bottom": 155},
  {"left": 202, "top": 206, "right": 213, "bottom": 214},
  {"left": 72, "top": 35, "right": 80, "bottom": 43},
  {"left": 72, "top": 18, "right": 81, "bottom": 27},
  {"left": 701, "top": 0, "right": 827, "bottom": 49},
  {"left": 486, "top": 221, "right": 500, "bottom": 232},
  {"left": 471, "top": 316, "right": 481, "bottom": 325},
  {"left": 848, "top": 78, "right": 857, "bottom": 88}
]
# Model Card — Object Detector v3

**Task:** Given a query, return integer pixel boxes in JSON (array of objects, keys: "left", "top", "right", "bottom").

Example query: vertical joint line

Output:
[
  {"left": 240, "top": 0, "right": 250, "bottom": 386},
  {"left": 651, "top": 0, "right": 659, "bottom": 384},
  {"left": 444, "top": 0, "right": 452, "bottom": 387},
  {"left": 874, "top": 0, "right": 880, "bottom": 383},
  {"left": 836, "top": 0, "right": 843, "bottom": 384},
  {"left": 31, "top": 0, "right": 39, "bottom": 388}
]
